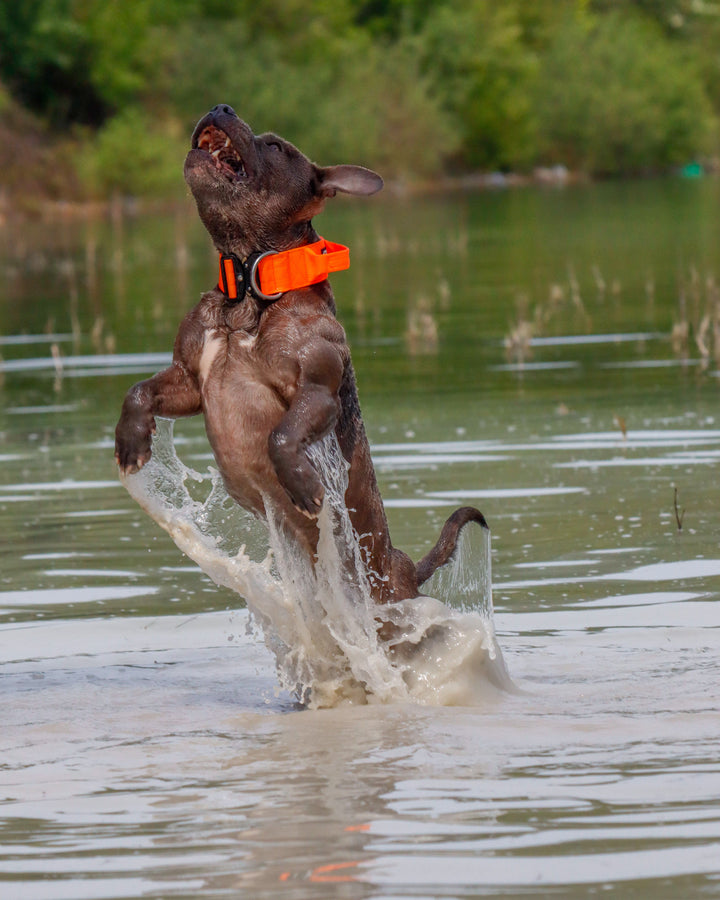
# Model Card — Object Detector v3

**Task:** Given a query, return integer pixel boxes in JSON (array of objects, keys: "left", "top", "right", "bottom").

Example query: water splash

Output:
[{"left": 120, "top": 418, "right": 511, "bottom": 707}]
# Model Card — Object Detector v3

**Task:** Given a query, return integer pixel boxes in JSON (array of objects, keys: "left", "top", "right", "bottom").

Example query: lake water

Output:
[{"left": 1, "top": 178, "right": 720, "bottom": 898}]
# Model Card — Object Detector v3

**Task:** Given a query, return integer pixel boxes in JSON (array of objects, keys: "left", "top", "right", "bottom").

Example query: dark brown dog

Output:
[{"left": 115, "top": 104, "right": 487, "bottom": 619}]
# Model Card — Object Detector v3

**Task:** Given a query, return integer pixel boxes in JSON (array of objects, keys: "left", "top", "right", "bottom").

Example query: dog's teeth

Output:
[
  {"left": 224, "top": 136, "right": 231, "bottom": 147},
  {"left": 211, "top": 149, "right": 221, "bottom": 157}
]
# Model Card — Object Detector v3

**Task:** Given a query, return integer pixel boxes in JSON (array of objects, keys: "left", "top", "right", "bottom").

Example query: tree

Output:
[
  {"left": 0, "top": 0, "right": 106, "bottom": 125},
  {"left": 0, "top": 0, "right": 176, "bottom": 127},
  {"left": 417, "top": 1, "right": 538, "bottom": 171},
  {"left": 533, "top": 11, "right": 717, "bottom": 174},
  {"left": 163, "top": 17, "right": 455, "bottom": 177}
]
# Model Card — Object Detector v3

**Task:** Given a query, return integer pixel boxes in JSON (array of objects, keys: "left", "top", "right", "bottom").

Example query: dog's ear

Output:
[{"left": 318, "top": 165, "right": 383, "bottom": 198}]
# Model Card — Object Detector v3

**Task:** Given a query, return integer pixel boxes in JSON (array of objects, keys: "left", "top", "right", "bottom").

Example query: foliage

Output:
[
  {"left": 0, "top": 0, "right": 193, "bottom": 125},
  {"left": 533, "top": 11, "right": 717, "bottom": 174},
  {"left": 352, "top": 0, "right": 439, "bottom": 37},
  {"left": 0, "top": 0, "right": 105, "bottom": 125},
  {"left": 78, "top": 107, "right": 188, "bottom": 198},
  {"left": 164, "top": 18, "right": 455, "bottom": 176},
  {"left": 0, "top": 0, "right": 718, "bottom": 196},
  {"left": 416, "top": 1, "right": 539, "bottom": 171}
]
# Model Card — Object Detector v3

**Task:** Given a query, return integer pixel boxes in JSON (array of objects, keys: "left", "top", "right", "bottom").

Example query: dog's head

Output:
[{"left": 184, "top": 105, "right": 383, "bottom": 258}]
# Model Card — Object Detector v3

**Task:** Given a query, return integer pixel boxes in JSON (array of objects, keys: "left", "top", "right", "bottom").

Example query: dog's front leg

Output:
[
  {"left": 115, "top": 362, "right": 201, "bottom": 474},
  {"left": 268, "top": 339, "right": 343, "bottom": 517}
]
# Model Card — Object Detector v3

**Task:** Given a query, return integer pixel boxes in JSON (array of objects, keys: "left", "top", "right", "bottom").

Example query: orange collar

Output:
[{"left": 217, "top": 237, "right": 350, "bottom": 304}]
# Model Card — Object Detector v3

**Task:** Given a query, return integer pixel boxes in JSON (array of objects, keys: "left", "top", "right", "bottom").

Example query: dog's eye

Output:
[{"left": 267, "top": 141, "right": 283, "bottom": 153}]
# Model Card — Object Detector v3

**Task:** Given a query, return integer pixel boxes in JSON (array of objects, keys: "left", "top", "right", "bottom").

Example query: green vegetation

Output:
[
  {"left": 0, "top": 0, "right": 718, "bottom": 200},
  {"left": 533, "top": 11, "right": 717, "bottom": 175}
]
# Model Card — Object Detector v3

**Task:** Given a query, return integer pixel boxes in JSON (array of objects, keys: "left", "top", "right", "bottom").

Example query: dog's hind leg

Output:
[{"left": 415, "top": 506, "right": 489, "bottom": 587}]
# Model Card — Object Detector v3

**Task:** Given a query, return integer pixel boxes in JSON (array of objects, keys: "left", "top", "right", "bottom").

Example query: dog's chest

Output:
[{"left": 198, "top": 328, "right": 257, "bottom": 384}]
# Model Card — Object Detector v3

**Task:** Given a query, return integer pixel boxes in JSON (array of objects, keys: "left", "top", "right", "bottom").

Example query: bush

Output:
[
  {"left": 417, "top": 0, "right": 539, "bottom": 172},
  {"left": 78, "top": 107, "right": 188, "bottom": 198},
  {"left": 533, "top": 11, "right": 717, "bottom": 174},
  {"left": 3, "top": 0, "right": 720, "bottom": 197},
  {"left": 164, "top": 20, "right": 456, "bottom": 178}
]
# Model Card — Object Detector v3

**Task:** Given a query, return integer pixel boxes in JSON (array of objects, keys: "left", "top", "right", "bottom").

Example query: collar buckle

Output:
[
  {"left": 246, "top": 250, "right": 283, "bottom": 303},
  {"left": 218, "top": 253, "right": 245, "bottom": 301}
]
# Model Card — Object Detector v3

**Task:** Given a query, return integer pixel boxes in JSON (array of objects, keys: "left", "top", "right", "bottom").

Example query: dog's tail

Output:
[{"left": 415, "top": 506, "right": 489, "bottom": 587}]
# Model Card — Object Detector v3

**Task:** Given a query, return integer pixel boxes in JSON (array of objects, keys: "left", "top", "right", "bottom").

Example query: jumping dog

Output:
[{"left": 115, "top": 104, "right": 487, "bottom": 624}]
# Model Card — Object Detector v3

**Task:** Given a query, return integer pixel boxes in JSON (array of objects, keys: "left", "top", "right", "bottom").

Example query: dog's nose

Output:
[{"left": 210, "top": 104, "right": 237, "bottom": 118}]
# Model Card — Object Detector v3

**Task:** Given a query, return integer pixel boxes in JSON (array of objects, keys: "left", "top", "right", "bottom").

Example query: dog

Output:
[{"left": 115, "top": 104, "right": 487, "bottom": 625}]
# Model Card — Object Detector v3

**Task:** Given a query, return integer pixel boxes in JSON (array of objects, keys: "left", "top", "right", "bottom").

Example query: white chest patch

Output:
[
  {"left": 233, "top": 332, "right": 257, "bottom": 350},
  {"left": 199, "top": 331, "right": 224, "bottom": 384}
]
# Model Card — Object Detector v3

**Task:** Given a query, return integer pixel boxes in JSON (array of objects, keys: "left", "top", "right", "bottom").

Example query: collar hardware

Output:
[
  {"left": 247, "top": 250, "right": 283, "bottom": 302},
  {"left": 217, "top": 237, "right": 350, "bottom": 304}
]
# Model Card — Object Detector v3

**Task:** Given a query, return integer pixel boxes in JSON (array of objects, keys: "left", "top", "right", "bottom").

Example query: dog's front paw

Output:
[
  {"left": 272, "top": 451, "right": 325, "bottom": 518},
  {"left": 284, "top": 469, "right": 326, "bottom": 519},
  {"left": 290, "top": 482, "right": 325, "bottom": 518},
  {"left": 115, "top": 419, "right": 155, "bottom": 475}
]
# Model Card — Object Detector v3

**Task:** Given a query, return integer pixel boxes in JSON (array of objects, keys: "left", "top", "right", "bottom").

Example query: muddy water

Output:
[{"left": 2, "top": 179, "right": 720, "bottom": 897}]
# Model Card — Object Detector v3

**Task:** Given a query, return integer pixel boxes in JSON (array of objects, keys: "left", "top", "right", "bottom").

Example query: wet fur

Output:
[{"left": 115, "top": 105, "right": 487, "bottom": 619}]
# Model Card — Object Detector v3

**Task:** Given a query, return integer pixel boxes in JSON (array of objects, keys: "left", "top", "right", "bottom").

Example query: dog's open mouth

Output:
[{"left": 195, "top": 125, "right": 248, "bottom": 180}]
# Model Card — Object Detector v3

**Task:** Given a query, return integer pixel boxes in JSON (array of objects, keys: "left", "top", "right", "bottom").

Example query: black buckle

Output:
[
  {"left": 218, "top": 253, "right": 246, "bottom": 301},
  {"left": 218, "top": 251, "right": 283, "bottom": 304}
]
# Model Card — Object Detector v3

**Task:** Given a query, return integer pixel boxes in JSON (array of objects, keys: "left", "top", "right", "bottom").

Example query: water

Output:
[
  {"left": 120, "top": 419, "right": 506, "bottom": 707},
  {"left": 2, "top": 178, "right": 720, "bottom": 897}
]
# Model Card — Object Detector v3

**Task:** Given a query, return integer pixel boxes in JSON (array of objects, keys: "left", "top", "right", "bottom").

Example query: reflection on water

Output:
[{"left": 1, "top": 180, "right": 720, "bottom": 897}]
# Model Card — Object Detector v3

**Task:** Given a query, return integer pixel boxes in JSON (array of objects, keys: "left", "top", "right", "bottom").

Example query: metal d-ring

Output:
[{"left": 248, "top": 250, "right": 283, "bottom": 303}]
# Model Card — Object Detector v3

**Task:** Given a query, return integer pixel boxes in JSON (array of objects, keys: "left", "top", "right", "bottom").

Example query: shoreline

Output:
[{"left": 1, "top": 164, "right": 715, "bottom": 226}]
